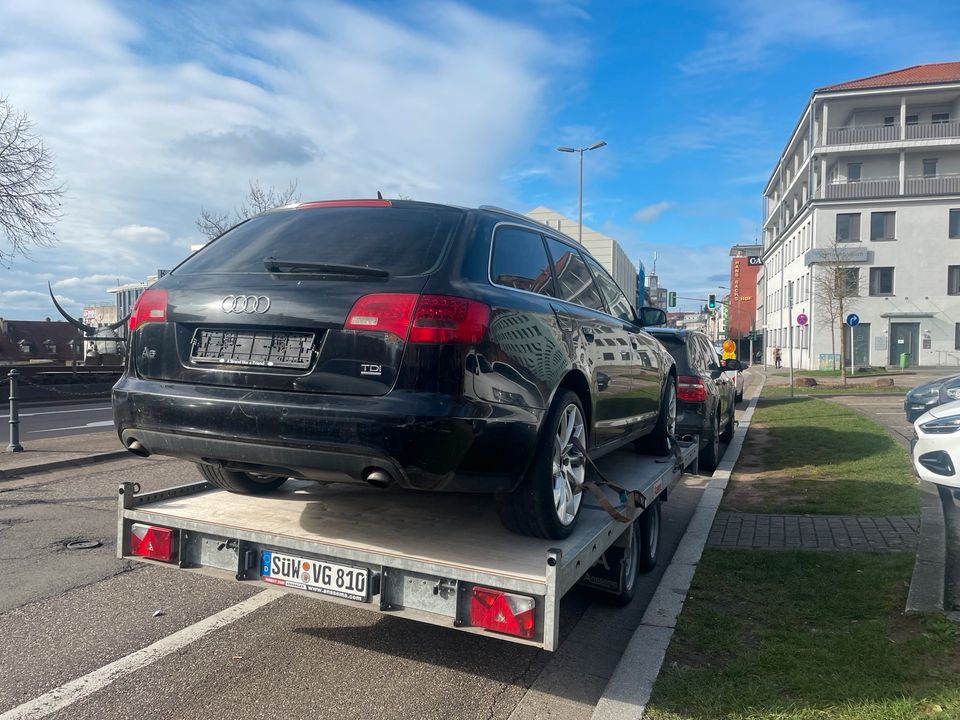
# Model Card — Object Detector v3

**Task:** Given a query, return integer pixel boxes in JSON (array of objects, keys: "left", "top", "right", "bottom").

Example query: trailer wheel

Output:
[
  {"left": 638, "top": 497, "right": 661, "bottom": 573},
  {"left": 495, "top": 390, "right": 586, "bottom": 539},
  {"left": 607, "top": 520, "right": 641, "bottom": 606},
  {"left": 195, "top": 464, "right": 287, "bottom": 494}
]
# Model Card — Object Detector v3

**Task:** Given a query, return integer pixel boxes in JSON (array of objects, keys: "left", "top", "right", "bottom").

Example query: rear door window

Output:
[
  {"left": 490, "top": 226, "right": 556, "bottom": 296},
  {"left": 174, "top": 205, "right": 462, "bottom": 277},
  {"left": 584, "top": 256, "right": 634, "bottom": 322},
  {"left": 544, "top": 238, "right": 605, "bottom": 312}
]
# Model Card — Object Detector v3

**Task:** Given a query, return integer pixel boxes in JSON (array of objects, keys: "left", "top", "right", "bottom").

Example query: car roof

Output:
[{"left": 648, "top": 327, "right": 703, "bottom": 341}]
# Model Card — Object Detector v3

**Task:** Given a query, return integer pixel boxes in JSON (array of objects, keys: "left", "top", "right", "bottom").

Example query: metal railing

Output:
[
  {"left": 826, "top": 123, "right": 900, "bottom": 145},
  {"left": 905, "top": 121, "right": 960, "bottom": 140},
  {"left": 818, "top": 177, "right": 899, "bottom": 200},
  {"left": 904, "top": 173, "right": 960, "bottom": 196}
]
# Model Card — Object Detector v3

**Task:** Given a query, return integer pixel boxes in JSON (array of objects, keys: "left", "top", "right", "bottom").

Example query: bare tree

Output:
[
  {"left": 813, "top": 235, "right": 859, "bottom": 384},
  {"left": 0, "top": 98, "right": 64, "bottom": 267},
  {"left": 196, "top": 179, "right": 300, "bottom": 240}
]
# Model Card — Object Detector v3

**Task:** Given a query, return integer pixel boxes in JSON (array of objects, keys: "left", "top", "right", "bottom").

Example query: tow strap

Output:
[{"left": 571, "top": 432, "right": 684, "bottom": 524}]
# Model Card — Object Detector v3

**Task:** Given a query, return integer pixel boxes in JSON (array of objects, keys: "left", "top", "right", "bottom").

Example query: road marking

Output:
[
  {"left": 0, "top": 406, "right": 111, "bottom": 419},
  {"left": 0, "top": 590, "right": 282, "bottom": 720},
  {"left": 29, "top": 420, "right": 116, "bottom": 433}
]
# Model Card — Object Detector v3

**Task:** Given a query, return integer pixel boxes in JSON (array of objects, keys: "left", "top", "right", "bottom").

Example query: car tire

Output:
[
  {"left": 719, "top": 400, "right": 735, "bottom": 443},
  {"left": 196, "top": 464, "right": 287, "bottom": 495},
  {"left": 637, "top": 497, "right": 661, "bottom": 573},
  {"left": 699, "top": 411, "right": 721, "bottom": 472},
  {"left": 735, "top": 390, "right": 743, "bottom": 404},
  {"left": 495, "top": 390, "right": 588, "bottom": 539},
  {"left": 635, "top": 376, "right": 677, "bottom": 457}
]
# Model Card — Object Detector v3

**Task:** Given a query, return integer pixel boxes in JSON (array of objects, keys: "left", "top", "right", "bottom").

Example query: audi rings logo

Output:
[{"left": 221, "top": 295, "right": 271, "bottom": 314}]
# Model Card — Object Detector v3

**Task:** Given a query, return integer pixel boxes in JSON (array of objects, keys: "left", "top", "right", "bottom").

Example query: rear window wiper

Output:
[{"left": 263, "top": 257, "right": 390, "bottom": 278}]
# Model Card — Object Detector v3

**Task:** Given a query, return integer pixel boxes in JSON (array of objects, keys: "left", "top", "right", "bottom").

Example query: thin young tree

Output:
[
  {"left": 196, "top": 179, "right": 300, "bottom": 240},
  {"left": 813, "top": 235, "right": 860, "bottom": 384},
  {"left": 0, "top": 98, "right": 64, "bottom": 267}
]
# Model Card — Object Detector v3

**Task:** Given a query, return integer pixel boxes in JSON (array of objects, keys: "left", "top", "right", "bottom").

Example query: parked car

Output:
[
  {"left": 713, "top": 342, "right": 745, "bottom": 402},
  {"left": 647, "top": 328, "right": 737, "bottom": 471},
  {"left": 113, "top": 200, "right": 678, "bottom": 540},
  {"left": 912, "top": 399, "right": 960, "bottom": 490},
  {"left": 904, "top": 373, "right": 960, "bottom": 422}
]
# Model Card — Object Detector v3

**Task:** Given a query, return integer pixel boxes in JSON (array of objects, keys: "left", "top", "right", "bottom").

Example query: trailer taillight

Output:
[
  {"left": 130, "top": 523, "right": 176, "bottom": 562},
  {"left": 469, "top": 587, "right": 535, "bottom": 639}
]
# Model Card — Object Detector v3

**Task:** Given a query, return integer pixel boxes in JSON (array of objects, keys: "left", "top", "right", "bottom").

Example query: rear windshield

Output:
[
  {"left": 174, "top": 206, "right": 462, "bottom": 277},
  {"left": 650, "top": 335, "right": 687, "bottom": 369}
]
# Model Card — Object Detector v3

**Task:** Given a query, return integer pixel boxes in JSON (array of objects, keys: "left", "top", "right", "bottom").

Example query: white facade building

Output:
[
  {"left": 526, "top": 206, "right": 638, "bottom": 309},
  {"left": 761, "top": 62, "right": 960, "bottom": 369}
]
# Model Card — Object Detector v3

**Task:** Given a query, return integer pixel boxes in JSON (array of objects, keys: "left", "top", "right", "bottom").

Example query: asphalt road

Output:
[
  {"left": 0, "top": 420, "right": 737, "bottom": 720},
  {"left": 2, "top": 401, "right": 114, "bottom": 438}
]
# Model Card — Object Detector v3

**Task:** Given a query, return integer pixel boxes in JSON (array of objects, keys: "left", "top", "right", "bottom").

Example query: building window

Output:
[
  {"left": 869, "top": 267, "right": 895, "bottom": 296},
  {"left": 837, "top": 213, "right": 861, "bottom": 242},
  {"left": 906, "top": 114, "right": 919, "bottom": 126},
  {"left": 950, "top": 209, "right": 960, "bottom": 239},
  {"left": 949, "top": 266, "right": 960, "bottom": 296},
  {"left": 883, "top": 116, "right": 895, "bottom": 126},
  {"left": 870, "top": 212, "right": 896, "bottom": 241},
  {"left": 923, "top": 158, "right": 938, "bottom": 178},
  {"left": 843, "top": 268, "right": 860, "bottom": 296},
  {"left": 847, "top": 162, "right": 862, "bottom": 183},
  {"left": 932, "top": 112, "right": 951, "bottom": 124}
]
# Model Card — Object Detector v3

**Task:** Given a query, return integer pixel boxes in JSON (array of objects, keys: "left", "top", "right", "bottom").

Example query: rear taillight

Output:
[
  {"left": 128, "top": 288, "right": 168, "bottom": 332},
  {"left": 677, "top": 375, "right": 706, "bottom": 402},
  {"left": 469, "top": 587, "right": 536, "bottom": 639},
  {"left": 344, "top": 294, "right": 489, "bottom": 344},
  {"left": 130, "top": 523, "right": 176, "bottom": 562}
]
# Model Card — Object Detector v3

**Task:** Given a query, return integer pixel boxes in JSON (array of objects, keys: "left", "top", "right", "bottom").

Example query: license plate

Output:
[
  {"left": 191, "top": 329, "right": 315, "bottom": 369},
  {"left": 260, "top": 550, "right": 369, "bottom": 602}
]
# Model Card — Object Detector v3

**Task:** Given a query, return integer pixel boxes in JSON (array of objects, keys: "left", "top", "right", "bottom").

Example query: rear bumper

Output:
[{"left": 113, "top": 376, "right": 542, "bottom": 492}]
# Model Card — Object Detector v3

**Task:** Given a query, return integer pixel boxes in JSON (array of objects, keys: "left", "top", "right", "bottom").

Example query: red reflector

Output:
[
  {"left": 128, "top": 288, "right": 168, "bottom": 332},
  {"left": 297, "top": 199, "right": 392, "bottom": 209},
  {"left": 677, "top": 375, "right": 706, "bottom": 402},
  {"left": 469, "top": 587, "right": 536, "bottom": 639},
  {"left": 130, "top": 523, "right": 175, "bottom": 562},
  {"left": 344, "top": 294, "right": 490, "bottom": 345}
]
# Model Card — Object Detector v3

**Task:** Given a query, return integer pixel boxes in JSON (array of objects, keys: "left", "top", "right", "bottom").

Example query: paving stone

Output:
[{"left": 708, "top": 513, "right": 920, "bottom": 552}]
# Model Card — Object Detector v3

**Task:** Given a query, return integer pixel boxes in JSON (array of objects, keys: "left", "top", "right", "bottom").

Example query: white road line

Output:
[
  {"left": 0, "top": 590, "right": 282, "bottom": 720},
  {"left": 0, "top": 406, "right": 111, "bottom": 419},
  {"left": 29, "top": 420, "right": 116, "bottom": 433}
]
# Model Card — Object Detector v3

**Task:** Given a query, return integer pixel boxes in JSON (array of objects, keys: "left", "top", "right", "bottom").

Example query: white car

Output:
[{"left": 912, "top": 399, "right": 960, "bottom": 489}]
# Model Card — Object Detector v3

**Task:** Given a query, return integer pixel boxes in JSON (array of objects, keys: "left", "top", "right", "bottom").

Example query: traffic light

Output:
[
  {"left": 668, "top": 291, "right": 677, "bottom": 307},
  {"left": 708, "top": 293, "right": 716, "bottom": 309}
]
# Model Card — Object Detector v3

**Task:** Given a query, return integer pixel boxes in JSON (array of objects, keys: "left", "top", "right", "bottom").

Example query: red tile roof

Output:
[{"left": 818, "top": 62, "right": 960, "bottom": 92}]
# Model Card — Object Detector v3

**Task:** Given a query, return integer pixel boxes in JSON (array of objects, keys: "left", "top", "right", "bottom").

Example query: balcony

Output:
[
  {"left": 817, "top": 177, "right": 898, "bottom": 200},
  {"left": 906, "top": 121, "right": 960, "bottom": 140},
  {"left": 823, "top": 121, "right": 960, "bottom": 146},
  {"left": 904, "top": 173, "right": 960, "bottom": 196}
]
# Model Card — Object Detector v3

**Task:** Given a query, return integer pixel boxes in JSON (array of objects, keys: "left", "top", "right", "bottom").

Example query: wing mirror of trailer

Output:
[{"left": 636, "top": 307, "right": 667, "bottom": 328}]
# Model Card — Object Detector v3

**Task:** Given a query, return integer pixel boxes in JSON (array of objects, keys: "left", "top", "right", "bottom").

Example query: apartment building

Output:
[
  {"left": 526, "top": 206, "right": 639, "bottom": 308},
  {"left": 760, "top": 62, "right": 960, "bottom": 369}
]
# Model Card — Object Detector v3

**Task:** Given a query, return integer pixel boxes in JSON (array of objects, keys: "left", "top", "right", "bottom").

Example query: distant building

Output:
[
  {"left": 526, "top": 207, "right": 639, "bottom": 309},
  {"left": 728, "top": 244, "right": 763, "bottom": 344},
  {"left": 0, "top": 318, "right": 82, "bottom": 365},
  {"left": 761, "top": 61, "right": 960, "bottom": 368},
  {"left": 82, "top": 303, "right": 118, "bottom": 326},
  {"left": 644, "top": 273, "right": 669, "bottom": 310}
]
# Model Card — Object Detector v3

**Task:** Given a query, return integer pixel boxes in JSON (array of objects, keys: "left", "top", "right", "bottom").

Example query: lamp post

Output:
[{"left": 556, "top": 141, "right": 607, "bottom": 245}]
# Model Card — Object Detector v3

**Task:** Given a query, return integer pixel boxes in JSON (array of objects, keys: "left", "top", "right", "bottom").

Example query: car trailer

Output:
[{"left": 117, "top": 440, "right": 698, "bottom": 651}]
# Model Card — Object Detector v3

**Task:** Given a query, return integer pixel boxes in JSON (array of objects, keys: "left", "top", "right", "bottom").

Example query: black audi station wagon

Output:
[{"left": 113, "top": 200, "right": 677, "bottom": 539}]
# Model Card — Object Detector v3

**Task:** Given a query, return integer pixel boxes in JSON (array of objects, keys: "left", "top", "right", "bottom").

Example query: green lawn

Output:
[
  {"left": 795, "top": 367, "right": 897, "bottom": 377},
  {"left": 646, "top": 551, "right": 960, "bottom": 720},
  {"left": 722, "top": 396, "right": 918, "bottom": 515},
  {"left": 762, "top": 384, "right": 907, "bottom": 397}
]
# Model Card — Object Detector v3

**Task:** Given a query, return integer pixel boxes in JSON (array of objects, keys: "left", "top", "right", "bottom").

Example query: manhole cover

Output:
[{"left": 66, "top": 540, "right": 102, "bottom": 550}]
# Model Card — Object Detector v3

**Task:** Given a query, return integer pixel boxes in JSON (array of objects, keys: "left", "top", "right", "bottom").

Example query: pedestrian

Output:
[{"left": 773, "top": 346, "right": 782, "bottom": 369}]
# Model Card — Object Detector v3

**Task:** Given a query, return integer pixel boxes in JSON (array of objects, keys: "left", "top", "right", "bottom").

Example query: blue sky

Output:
[{"left": 2, "top": 0, "right": 959, "bottom": 318}]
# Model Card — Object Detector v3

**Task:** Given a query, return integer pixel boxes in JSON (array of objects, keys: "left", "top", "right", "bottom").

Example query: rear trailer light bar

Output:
[
  {"left": 469, "top": 587, "right": 536, "bottom": 639},
  {"left": 130, "top": 523, "right": 177, "bottom": 562}
]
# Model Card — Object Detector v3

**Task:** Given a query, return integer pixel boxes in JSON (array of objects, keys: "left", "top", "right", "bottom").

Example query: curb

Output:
[
  {"left": 906, "top": 480, "right": 947, "bottom": 613},
  {"left": 0, "top": 450, "right": 130, "bottom": 480},
  {"left": 591, "top": 381, "right": 763, "bottom": 720}
]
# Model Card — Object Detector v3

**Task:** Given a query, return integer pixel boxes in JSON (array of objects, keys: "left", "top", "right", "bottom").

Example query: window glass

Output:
[
  {"left": 175, "top": 206, "right": 460, "bottom": 277},
  {"left": 906, "top": 114, "right": 919, "bottom": 126},
  {"left": 870, "top": 212, "right": 896, "bottom": 241},
  {"left": 883, "top": 116, "right": 895, "bottom": 126},
  {"left": 923, "top": 158, "right": 938, "bottom": 178},
  {"left": 949, "top": 209, "right": 960, "bottom": 239},
  {"left": 933, "top": 112, "right": 950, "bottom": 124},
  {"left": 948, "top": 266, "right": 960, "bottom": 296},
  {"left": 584, "top": 256, "right": 634, "bottom": 322},
  {"left": 869, "top": 267, "right": 895, "bottom": 296},
  {"left": 842, "top": 268, "right": 860, "bottom": 295},
  {"left": 490, "top": 227, "right": 556, "bottom": 296},
  {"left": 836, "top": 213, "right": 860, "bottom": 242},
  {"left": 544, "top": 238, "right": 605, "bottom": 312},
  {"left": 847, "top": 163, "right": 862, "bottom": 182}
]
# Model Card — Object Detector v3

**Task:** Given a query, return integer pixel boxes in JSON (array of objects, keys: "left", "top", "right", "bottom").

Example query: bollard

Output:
[{"left": 7, "top": 369, "right": 24, "bottom": 452}]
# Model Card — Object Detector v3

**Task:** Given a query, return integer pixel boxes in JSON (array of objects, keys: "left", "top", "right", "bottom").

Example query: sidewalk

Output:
[{"left": 0, "top": 431, "right": 127, "bottom": 479}]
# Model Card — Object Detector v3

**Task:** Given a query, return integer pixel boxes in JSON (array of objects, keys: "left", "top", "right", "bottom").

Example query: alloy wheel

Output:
[{"left": 551, "top": 403, "right": 586, "bottom": 526}]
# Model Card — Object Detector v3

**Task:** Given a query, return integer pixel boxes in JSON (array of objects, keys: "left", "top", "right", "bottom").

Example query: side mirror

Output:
[
  {"left": 722, "top": 359, "right": 742, "bottom": 371},
  {"left": 636, "top": 306, "right": 667, "bottom": 328}
]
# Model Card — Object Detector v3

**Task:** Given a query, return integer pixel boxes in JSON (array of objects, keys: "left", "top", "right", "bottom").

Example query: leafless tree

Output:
[
  {"left": 0, "top": 98, "right": 64, "bottom": 267},
  {"left": 196, "top": 179, "right": 300, "bottom": 240},
  {"left": 813, "top": 235, "right": 859, "bottom": 384}
]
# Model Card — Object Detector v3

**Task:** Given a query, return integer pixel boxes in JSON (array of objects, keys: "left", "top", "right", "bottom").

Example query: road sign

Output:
[
  {"left": 846, "top": 313, "right": 860, "bottom": 327},
  {"left": 722, "top": 340, "right": 736, "bottom": 355},
  {"left": 796, "top": 313, "right": 808, "bottom": 326},
  {"left": 748, "top": 256, "right": 764, "bottom": 266}
]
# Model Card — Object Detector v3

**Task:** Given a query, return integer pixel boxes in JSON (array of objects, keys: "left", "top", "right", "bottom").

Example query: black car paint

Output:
[
  {"left": 113, "top": 201, "right": 675, "bottom": 492},
  {"left": 904, "top": 372, "right": 960, "bottom": 422}
]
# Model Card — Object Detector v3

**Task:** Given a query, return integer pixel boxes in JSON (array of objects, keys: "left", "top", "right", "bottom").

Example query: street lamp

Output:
[{"left": 556, "top": 141, "right": 607, "bottom": 244}]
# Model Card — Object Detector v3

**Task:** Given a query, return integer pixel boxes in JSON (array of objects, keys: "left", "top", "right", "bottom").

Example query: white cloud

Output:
[
  {"left": 0, "top": 0, "right": 565, "bottom": 318},
  {"left": 633, "top": 201, "right": 676, "bottom": 223}
]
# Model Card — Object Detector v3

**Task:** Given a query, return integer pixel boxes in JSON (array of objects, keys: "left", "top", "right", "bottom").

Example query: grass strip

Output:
[
  {"left": 722, "top": 396, "right": 918, "bottom": 515},
  {"left": 646, "top": 550, "right": 960, "bottom": 720},
  {"left": 762, "top": 385, "right": 907, "bottom": 397}
]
